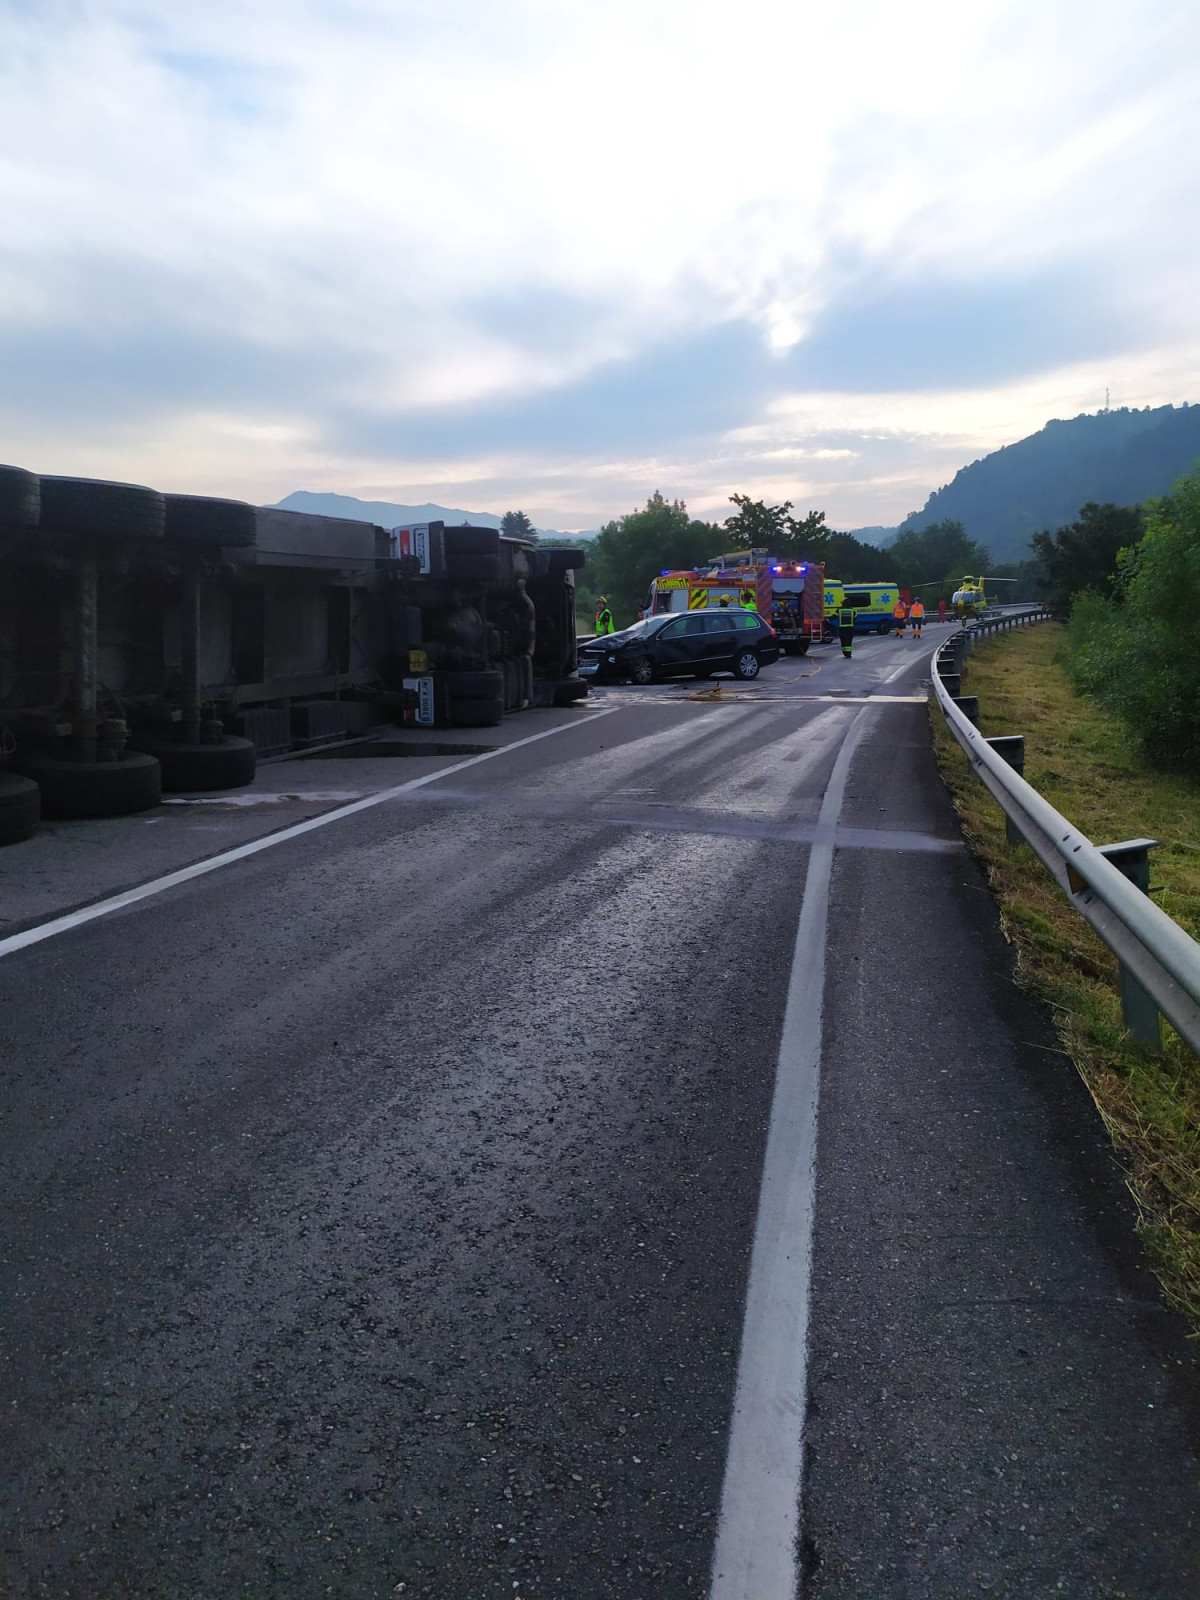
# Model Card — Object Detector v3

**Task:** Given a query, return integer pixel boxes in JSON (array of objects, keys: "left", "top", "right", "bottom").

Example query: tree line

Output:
[
  {"left": 1054, "top": 469, "right": 1200, "bottom": 768},
  {"left": 578, "top": 491, "right": 995, "bottom": 625},
  {"left": 513, "top": 470, "right": 1200, "bottom": 770}
]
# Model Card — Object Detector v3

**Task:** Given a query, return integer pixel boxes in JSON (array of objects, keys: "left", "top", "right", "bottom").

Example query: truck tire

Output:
[
  {"left": 551, "top": 679, "right": 589, "bottom": 705},
  {"left": 443, "top": 528, "right": 500, "bottom": 556},
  {"left": 13, "top": 750, "right": 162, "bottom": 818},
  {"left": 447, "top": 693, "right": 504, "bottom": 728},
  {"left": 446, "top": 552, "right": 502, "bottom": 585},
  {"left": 876, "top": 621, "right": 890, "bottom": 635},
  {"left": 0, "top": 773, "right": 40, "bottom": 844},
  {"left": 443, "top": 669, "right": 505, "bottom": 700},
  {"left": 164, "top": 494, "right": 256, "bottom": 548},
  {"left": 0, "top": 465, "right": 40, "bottom": 527},
  {"left": 128, "top": 735, "right": 256, "bottom": 792},
  {"left": 38, "top": 476, "right": 165, "bottom": 541}
]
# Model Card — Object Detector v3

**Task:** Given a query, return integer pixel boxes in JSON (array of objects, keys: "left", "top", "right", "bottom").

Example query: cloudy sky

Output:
[{"left": 3, "top": 0, "right": 1198, "bottom": 530}]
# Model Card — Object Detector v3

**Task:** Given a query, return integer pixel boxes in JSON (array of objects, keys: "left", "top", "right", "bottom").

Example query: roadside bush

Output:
[{"left": 1062, "top": 467, "right": 1200, "bottom": 767}]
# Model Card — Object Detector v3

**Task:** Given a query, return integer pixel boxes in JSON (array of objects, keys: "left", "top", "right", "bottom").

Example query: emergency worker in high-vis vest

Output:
[
  {"left": 892, "top": 597, "right": 908, "bottom": 638},
  {"left": 594, "top": 597, "right": 614, "bottom": 635},
  {"left": 740, "top": 589, "right": 757, "bottom": 611},
  {"left": 837, "top": 604, "right": 855, "bottom": 658},
  {"left": 909, "top": 597, "right": 925, "bottom": 638}
]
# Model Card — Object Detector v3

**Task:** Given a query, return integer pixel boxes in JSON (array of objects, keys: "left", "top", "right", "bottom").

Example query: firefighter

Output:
[
  {"left": 594, "top": 596, "right": 614, "bottom": 635},
  {"left": 909, "top": 596, "right": 925, "bottom": 638},
  {"left": 837, "top": 604, "right": 855, "bottom": 658},
  {"left": 892, "top": 597, "right": 908, "bottom": 638},
  {"left": 740, "top": 589, "right": 757, "bottom": 611}
]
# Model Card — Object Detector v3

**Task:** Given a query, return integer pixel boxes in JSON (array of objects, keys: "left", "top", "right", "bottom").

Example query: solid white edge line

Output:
[
  {"left": 710, "top": 703, "right": 875, "bottom": 1600},
  {"left": 0, "top": 708, "right": 624, "bottom": 962}
]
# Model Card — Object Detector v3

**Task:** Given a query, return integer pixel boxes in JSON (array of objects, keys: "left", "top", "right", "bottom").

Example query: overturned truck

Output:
[
  {"left": 385, "top": 521, "right": 586, "bottom": 728},
  {"left": 0, "top": 466, "right": 586, "bottom": 836}
]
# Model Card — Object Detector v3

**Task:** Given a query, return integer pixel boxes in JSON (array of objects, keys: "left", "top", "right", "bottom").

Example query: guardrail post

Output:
[
  {"left": 953, "top": 694, "right": 979, "bottom": 726},
  {"left": 939, "top": 670, "right": 961, "bottom": 697},
  {"left": 1095, "top": 839, "right": 1163, "bottom": 1051},
  {"left": 986, "top": 735, "right": 1026, "bottom": 843}
]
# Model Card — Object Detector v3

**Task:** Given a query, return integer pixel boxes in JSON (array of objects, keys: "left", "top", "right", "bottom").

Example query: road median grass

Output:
[{"left": 929, "top": 622, "right": 1200, "bottom": 1331}]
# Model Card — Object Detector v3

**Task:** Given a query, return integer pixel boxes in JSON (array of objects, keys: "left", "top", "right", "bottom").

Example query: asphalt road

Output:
[{"left": 1, "top": 627, "right": 1197, "bottom": 1598}]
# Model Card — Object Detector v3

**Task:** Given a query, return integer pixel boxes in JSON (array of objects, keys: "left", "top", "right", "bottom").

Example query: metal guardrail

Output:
[{"left": 932, "top": 608, "right": 1200, "bottom": 1053}]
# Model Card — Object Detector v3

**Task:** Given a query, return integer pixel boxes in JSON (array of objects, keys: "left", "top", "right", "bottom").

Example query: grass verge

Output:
[{"left": 929, "top": 621, "right": 1200, "bottom": 1331}]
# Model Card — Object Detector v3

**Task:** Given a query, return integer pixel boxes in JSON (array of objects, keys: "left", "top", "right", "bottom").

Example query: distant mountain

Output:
[
  {"left": 273, "top": 490, "right": 503, "bottom": 529},
  {"left": 270, "top": 490, "right": 586, "bottom": 541},
  {"left": 846, "top": 524, "right": 900, "bottom": 547},
  {"left": 902, "top": 403, "right": 1200, "bottom": 563}
]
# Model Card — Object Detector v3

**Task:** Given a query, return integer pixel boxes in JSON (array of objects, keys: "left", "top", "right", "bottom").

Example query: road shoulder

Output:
[{"left": 803, "top": 703, "right": 1200, "bottom": 1596}]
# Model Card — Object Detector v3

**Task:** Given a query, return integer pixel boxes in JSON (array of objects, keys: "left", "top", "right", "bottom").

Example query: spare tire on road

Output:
[
  {"left": 0, "top": 772, "right": 40, "bottom": 844},
  {"left": 164, "top": 494, "right": 257, "bottom": 548},
  {"left": 38, "top": 476, "right": 165, "bottom": 542},
  {"left": 13, "top": 750, "right": 162, "bottom": 818},
  {"left": 127, "top": 734, "right": 256, "bottom": 792},
  {"left": 0, "top": 465, "right": 39, "bottom": 528}
]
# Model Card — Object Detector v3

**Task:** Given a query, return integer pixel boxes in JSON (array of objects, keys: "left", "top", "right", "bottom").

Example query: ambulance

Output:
[{"left": 822, "top": 581, "right": 902, "bottom": 634}]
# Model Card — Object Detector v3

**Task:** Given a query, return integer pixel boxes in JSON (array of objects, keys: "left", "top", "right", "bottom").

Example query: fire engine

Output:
[{"left": 644, "top": 549, "right": 826, "bottom": 655}]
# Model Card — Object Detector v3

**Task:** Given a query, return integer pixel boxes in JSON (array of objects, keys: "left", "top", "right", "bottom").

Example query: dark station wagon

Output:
[{"left": 579, "top": 609, "right": 781, "bottom": 684}]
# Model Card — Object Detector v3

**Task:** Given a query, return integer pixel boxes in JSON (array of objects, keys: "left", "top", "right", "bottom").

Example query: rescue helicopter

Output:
[{"left": 914, "top": 573, "right": 1020, "bottom": 620}]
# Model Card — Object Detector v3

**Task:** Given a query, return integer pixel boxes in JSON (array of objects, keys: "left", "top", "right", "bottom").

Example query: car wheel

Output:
[
  {"left": 732, "top": 649, "right": 761, "bottom": 680},
  {"left": 0, "top": 772, "right": 40, "bottom": 844},
  {"left": 13, "top": 750, "right": 162, "bottom": 818},
  {"left": 127, "top": 734, "right": 256, "bottom": 792},
  {"left": 876, "top": 621, "right": 889, "bottom": 635},
  {"left": 629, "top": 657, "right": 655, "bottom": 685}
]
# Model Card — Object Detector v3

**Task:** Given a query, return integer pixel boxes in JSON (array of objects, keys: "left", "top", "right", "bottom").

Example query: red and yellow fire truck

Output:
[{"left": 645, "top": 549, "right": 825, "bottom": 655}]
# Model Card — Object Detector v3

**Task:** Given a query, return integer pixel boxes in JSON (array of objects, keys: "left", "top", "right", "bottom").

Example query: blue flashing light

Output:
[
  {"left": 772, "top": 565, "right": 781, "bottom": 573},
  {"left": 660, "top": 570, "right": 670, "bottom": 576}
]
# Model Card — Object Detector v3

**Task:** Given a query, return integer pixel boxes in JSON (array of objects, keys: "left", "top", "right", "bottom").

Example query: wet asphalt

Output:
[{"left": 1, "top": 629, "right": 1197, "bottom": 1598}]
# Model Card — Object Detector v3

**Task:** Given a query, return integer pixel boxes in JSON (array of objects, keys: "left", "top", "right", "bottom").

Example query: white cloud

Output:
[{"left": 1, "top": 0, "right": 1198, "bottom": 518}]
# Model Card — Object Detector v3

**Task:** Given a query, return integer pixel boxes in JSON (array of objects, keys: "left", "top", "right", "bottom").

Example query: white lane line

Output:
[
  {"left": 711, "top": 702, "right": 875, "bottom": 1600},
  {"left": 0, "top": 709, "right": 623, "bottom": 962}
]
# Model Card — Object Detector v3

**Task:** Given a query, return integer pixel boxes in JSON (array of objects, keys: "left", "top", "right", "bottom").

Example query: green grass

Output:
[{"left": 930, "top": 622, "right": 1200, "bottom": 1330}]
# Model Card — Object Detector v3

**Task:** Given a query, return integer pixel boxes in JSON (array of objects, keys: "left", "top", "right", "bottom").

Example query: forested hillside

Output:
[{"left": 903, "top": 403, "right": 1200, "bottom": 562}]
